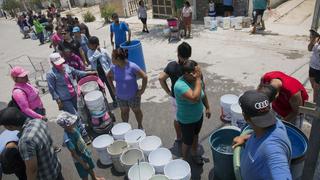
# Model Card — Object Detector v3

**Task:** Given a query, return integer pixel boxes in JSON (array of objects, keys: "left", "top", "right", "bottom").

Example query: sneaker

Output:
[{"left": 192, "top": 155, "right": 204, "bottom": 166}]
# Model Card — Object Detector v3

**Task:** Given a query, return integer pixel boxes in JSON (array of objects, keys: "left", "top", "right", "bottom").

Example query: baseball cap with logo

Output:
[
  {"left": 49, "top": 53, "right": 65, "bottom": 65},
  {"left": 10, "top": 66, "right": 29, "bottom": 78},
  {"left": 239, "top": 90, "right": 276, "bottom": 128},
  {"left": 72, "top": 26, "right": 80, "bottom": 33}
]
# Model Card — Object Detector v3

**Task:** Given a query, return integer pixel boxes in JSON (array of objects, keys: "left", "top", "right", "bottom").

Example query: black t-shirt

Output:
[
  {"left": 58, "top": 39, "right": 81, "bottom": 57},
  {"left": 164, "top": 61, "right": 183, "bottom": 97}
]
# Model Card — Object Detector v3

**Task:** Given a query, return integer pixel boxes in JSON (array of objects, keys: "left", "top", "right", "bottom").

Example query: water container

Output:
[
  {"left": 234, "top": 16, "right": 243, "bottom": 30},
  {"left": 139, "top": 136, "right": 162, "bottom": 157},
  {"left": 80, "top": 81, "right": 99, "bottom": 95},
  {"left": 92, "top": 134, "right": 114, "bottom": 165},
  {"left": 231, "top": 103, "right": 246, "bottom": 129},
  {"left": 164, "top": 159, "right": 191, "bottom": 180},
  {"left": 128, "top": 162, "right": 155, "bottom": 180},
  {"left": 107, "top": 140, "right": 129, "bottom": 173},
  {"left": 220, "top": 94, "right": 239, "bottom": 122},
  {"left": 210, "top": 20, "right": 218, "bottom": 31},
  {"left": 149, "top": 148, "right": 172, "bottom": 174},
  {"left": 242, "top": 17, "right": 251, "bottom": 28},
  {"left": 216, "top": 16, "right": 223, "bottom": 27},
  {"left": 124, "top": 129, "right": 146, "bottom": 148},
  {"left": 204, "top": 16, "right": 211, "bottom": 29},
  {"left": 150, "top": 175, "right": 170, "bottom": 180},
  {"left": 209, "top": 126, "right": 241, "bottom": 180},
  {"left": 120, "top": 148, "right": 145, "bottom": 174},
  {"left": 120, "top": 40, "right": 146, "bottom": 72},
  {"left": 223, "top": 17, "right": 231, "bottom": 29},
  {"left": 111, "top": 122, "right": 132, "bottom": 140},
  {"left": 230, "top": 17, "right": 236, "bottom": 28},
  {"left": 84, "top": 90, "right": 106, "bottom": 117}
]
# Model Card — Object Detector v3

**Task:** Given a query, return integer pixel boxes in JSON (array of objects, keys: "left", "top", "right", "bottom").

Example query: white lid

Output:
[
  {"left": 92, "top": 134, "right": 114, "bottom": 149},
  {"left": 111, "top": 122, "right": 132, "bottom": 136},
  {"left": 149, "top": 148, "right": 172, "bottom": 166},
  {"left": 231, "top": 103, "right": 242, "bottom": 114},
  {"left": 221, "top": 94, "right": 239, "bottom": 104},
  {"left": 125, "top": 129, "right": 146, "bottom": 144},
  {"left": 139, "top": 136, "right": 162, "bottom": 151},
  {"left": 80, "top": 81, "right": 98, "bottom": 93},
  {"left": 84, "top": 90, "right": 103, "bottom": 102}
]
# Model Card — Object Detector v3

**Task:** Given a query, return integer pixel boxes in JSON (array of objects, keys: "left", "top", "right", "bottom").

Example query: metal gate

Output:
[
  {"left": 152, "top": 0, "right": 173, "bottom": 18},
  {"left": 127, "top": 0, "right": 150, "bottom": 16}
]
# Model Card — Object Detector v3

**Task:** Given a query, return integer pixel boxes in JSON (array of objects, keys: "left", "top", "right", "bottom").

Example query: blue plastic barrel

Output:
[
  {"left": 209, "top": 126, "right": 241, "bottom": 180},
  {"left": 120, "top": 40, "right": 146, "bottom": 72}
]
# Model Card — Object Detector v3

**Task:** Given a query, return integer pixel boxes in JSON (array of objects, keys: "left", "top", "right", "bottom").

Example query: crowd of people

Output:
[{"left": 0, "top": 0, "right": 318, "bottom": 180}]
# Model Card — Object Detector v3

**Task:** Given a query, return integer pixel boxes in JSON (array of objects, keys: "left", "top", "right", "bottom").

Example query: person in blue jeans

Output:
[
  {"left": 110, "top": 13, "right": 131, "bottom": 49},
  {"left": 56, "top": 112, "right": 104, "bottom": 180},
  {"left": 223, "top": 0, "right": 234, "bottom": 16},
  {"left": 233, "top": 90, "right": 292, "bottom": 180}
]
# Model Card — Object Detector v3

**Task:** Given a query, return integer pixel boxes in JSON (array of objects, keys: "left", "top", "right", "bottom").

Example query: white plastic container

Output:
[
  {"left": 230, "top": 17, "right": 236, "bottom": 28},
  {"left": 139, "top": 136, "right": 162, "bottom": 157},
  {"left": 84, "top": 90, "right": 106, "bottom": 117},
  {"left": 92, "top": 134, "right": 114, "bottom": 165},
  {"left": 120, "top": 148, "right": 145, "bottom": 174},
  {"left": 204, "top": 16, "right": 211, "bottom": 29},
  {"left": 111, "top": 122, "right": 132, "bottom": 140},
  {"left": 231, "top": 103, "right": 246, "bottom": 129},
  {"left": 164, "top": 159, "right": 191, "bottom": 180},
  {"left": 107, "top": 140, "right": 129, "bottom": 173},
  {"left": 216, "top": 16, "right": 223, "bottom": 28},
  {"left": 243, "top": 17, "right": 251, "bottom": 28},
  {"left": 235, "top": 16, "right": 243, "bottom": 30},
  {"left": 220, "top": 94, "right": 239, "bottom": 122},
  {"left": 210, "top": 20, "right": 218, "bottom": 31},
  {"left": 149, "top": 148, "right": 172, "bottom": 174},
  {"left": 128, "top": 162, "right": 155, "bottom": 180},
  {"left": 222, "top": 17, "right": 231, "bottom": 29},
  {"left": 125, "top": 129, "right": 146, "bottom": 148},
  {"left": 150, "top": 175, "right": 170, "bottom": 180},
  {"left": 80, "top": 81, "right": 99, "bottom": 95}
]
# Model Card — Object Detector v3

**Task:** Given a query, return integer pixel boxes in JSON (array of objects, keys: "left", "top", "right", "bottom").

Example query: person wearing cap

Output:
[
  {"left": 0, "top": 107, "right": 64, "bottom": 180},
  {"left": 233, "top": 90, "right": 292, "bottom": 180},
  {"left": 110, "top": 13, "right": 131, "bottom": 49},
  {"left": 62, "top": 47, "right": 86, "bottom": 71},
  {"left": 258, "top": 71, "right": 308, "bottom": 128},
  {"left": 73, "top": 26, "right": 89, "bottom": 56},
  {"left": 58, "top": 29, "right": 88, "bottom": 66},
  {"left": 10, "top": 66, "right": 47, "bottom": 120},
  {"left": 56, "top": 112, "right": 105, "bottom": 180},
  {"left": 308, "top": 29, "right": 320, "bottom": 102},
  {"left": 87, "top": 36, "right": 116, "bottom": 105}
]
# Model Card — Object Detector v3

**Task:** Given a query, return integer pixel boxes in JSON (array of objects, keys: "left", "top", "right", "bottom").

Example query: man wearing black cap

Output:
[{"left": 233, "top": 90, "right": 292, "bottom": 180}]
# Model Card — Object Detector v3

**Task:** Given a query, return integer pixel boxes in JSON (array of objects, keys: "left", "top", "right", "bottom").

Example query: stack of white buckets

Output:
[
  {"left": 92, "top": 122, "right": 191, "bottom": 180},
  {"left": 204, "top": 16, "right": 251, "bottom": 30},
  {"left": 220, "top": 94, "right": 246, "bottom": 129}
]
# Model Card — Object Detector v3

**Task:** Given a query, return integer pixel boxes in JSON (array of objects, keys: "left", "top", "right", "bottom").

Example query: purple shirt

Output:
[{"left": 111, "top": 61, "right": 141, "bottom": 100}]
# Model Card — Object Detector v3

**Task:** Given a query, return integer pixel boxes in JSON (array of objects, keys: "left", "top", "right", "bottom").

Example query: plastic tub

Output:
[
  {"left": 220, "top": 94, "right": 239, "bottom": 122},
  {"left": 80, "top": 81, "right": 99, "bottom": 95},
  {"left": 128, "top": 162, "right": 155, "bottom": 180},
  {"left": 120, "top": 40, "right": 146, "bottom": 72},
  {"left": 124, "top": 129, "right": 146, "bottom": 148},
  {"left": 84, "top": 90, "right": 106, "bottom": 116},
  {"left": 111, "top": 122, "right": 132, "bottom": 140},
  {"left": 92, "top": 134, "right": 114, "bottom": 165},
  {"left": 164, "top": 159, "right": 191, "bottom": 180},
  {"left": 107, "top": 140, "right": 129, "bottom": 173},
  {"left": 120, "top": 148, "right": 145, "bottom": 174},
  {"left": 149, "top": 148, "right": 172, "bottom": 174},
  {"left": 150, "top": 175, "right": 170, "bottom": 180},
  {"left": 231, "top": 103, "right": 246, "bottom": 129},
  {"left": 139, "top": 136, "right": 162, "bottom": 157}
]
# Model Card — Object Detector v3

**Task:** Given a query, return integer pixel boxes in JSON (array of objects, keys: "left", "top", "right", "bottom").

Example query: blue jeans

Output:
[{"left": 36, "top": 32, "right": 44, "bottom": 44}]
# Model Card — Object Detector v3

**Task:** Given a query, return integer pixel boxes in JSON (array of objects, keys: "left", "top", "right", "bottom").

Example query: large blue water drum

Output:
[
  {"left": 209, "top": 126, "right": 241, "bottom": 180},
  {"left": 120, "top": 40, "right": 146, "bottom": 72}
]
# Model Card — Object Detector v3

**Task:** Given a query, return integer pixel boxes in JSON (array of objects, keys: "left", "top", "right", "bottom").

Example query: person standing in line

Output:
[
  {"left": 50, "top": 26, "right": 64, "bottom": 52},
  {"left": 181, "top": 1, "right": 192, "bottom": 38},
  {"left": 56, "top": 112, "right": 105, "bottom": 180},
  {"left": 10, "top": 66, "right": 47, "bottom": 121},
  {"left": 208, "top": 0, "right": 216, "bottom": 17},
  {"left": 251, "top": 0, "right": 270, "bottom": 34},
  {"left": 174, "top": 60, "right": 211, "bottom": 165},
  {"left": 308, "top": 29, "right": 320, "bottom": 102},
  {"left": 110, "top": 13, "right": 131, "bottom": 49},
  {"left": 107, "top": 48, "right": 148, "bottom": 129},
  {"left": 159, "top": 42, "right": 192, "bottom": 145},
  {"left": 73, "top": 26, "right": 89, "bottom": 56},
  {"left": 87, "top": 36, "right": 117, "bottom": 106},
  {"left": 233, "top": 90, "right": 292, "bottom": 180},
  {"left": 62, "top": 48, "right": 86, "bottom": 71},
  {"left": 223, "top": 0, "right": 234, "bottom": 16},
  {"left": 137, "top": 0, "right": 149, "bottom": 33},
  {"left": 33, "top": 15, "right": 45, "bottom": 45},
  {"left": 0, "top": 107, "right": 64, "bottom": 180}
]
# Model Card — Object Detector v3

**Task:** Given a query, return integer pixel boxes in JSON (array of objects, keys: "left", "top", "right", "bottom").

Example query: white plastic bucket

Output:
[
  {"left": 243, "top": 17, "right": 251, "bottom": 28},
  {"left": 84, "top": 90, "right": 106, "bottom": 116},
  {"left": 125, "top": 129, "right": 146, "bottom": 148},
  {"left": 111, "top": 122, "right": 132, "bottom": 140},
  {"left": 92, "top": 134, "right": 114, "bottom": 165},
  {"left": 107, "top": 140, "right": 129, "bottom": 173},
  {"left": 204, "top": 16, "right": 211, "bottom": 29},
  {"left": 164, "top": 159, "right": 191, "bottom": 180},
  {"left": 149, "top": 148, "right": 172, "bottom": 174},
  {"left": 235, "top": 16, "right": 243, "bottom": 30},
  {"left": 230, "top": 17, "right": 236, "bottom": 28},
  {"left": 231, "top": 103, "right": 246, "bottom": 129},
  {"left": 150, "top": 175, "right": 170, "bottom": 180},
  {"left": 80, "top": 81, "right": 99, "bottom": 95},
  {"left": 222, "top": 17, "right": 231, "bottom": 29},
  {"left": 216, "top": 16, "right": 223, "bottom": 27},
  {"left": 128, "top": 162, "right": 155, "bottom": 180},
  {"left": 220, "top": 94, "right": 239, "bottom": 122},
  {"left": 210, "top": 20, "right": 218, "bottom": 31},
  {"left": 139, "top": 136, "right": 162, "bottom": 157},
  {"left": 120, "top": 148, "right": 145, "bottom": 174}
]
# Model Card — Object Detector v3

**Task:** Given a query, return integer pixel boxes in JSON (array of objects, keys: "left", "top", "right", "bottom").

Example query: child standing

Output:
[
  {"left": 56, "top": 112, "right": 105, "bottom": 180},
  {"left": 208, "top": 0, "right": 216, "bottom": 17}
]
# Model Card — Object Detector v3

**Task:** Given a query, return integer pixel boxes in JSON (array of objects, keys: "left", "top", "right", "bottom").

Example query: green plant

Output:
[
  {"left": 2, "top": 0, "right": 20, "bottom": 11},
  {"left": 82, "top": 11, "right": 96, "bottom": 22},
  {"left": 100, "top": 4, "right": 115, "bottom": 23}
]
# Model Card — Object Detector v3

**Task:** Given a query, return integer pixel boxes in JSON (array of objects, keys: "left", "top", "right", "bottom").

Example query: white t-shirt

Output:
[
  {"left": 182, "top": 7, "right": 192, "bottom": 17},
  {"left": 310, "top": 43, "right": 320, "bottom": 70},
  {"left": 209, "top": 3, "right": 215, "bottom": 11}
]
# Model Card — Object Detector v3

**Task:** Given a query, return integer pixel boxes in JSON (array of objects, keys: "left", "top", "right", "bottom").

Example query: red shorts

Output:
[{"left": 183, "top": 16, "right": 192, "bottom": 26}]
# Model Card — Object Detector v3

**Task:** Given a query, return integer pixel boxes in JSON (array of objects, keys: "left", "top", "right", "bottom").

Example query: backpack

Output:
[{"left": 7, "top": 88, "right": 27, "bottom": 110}]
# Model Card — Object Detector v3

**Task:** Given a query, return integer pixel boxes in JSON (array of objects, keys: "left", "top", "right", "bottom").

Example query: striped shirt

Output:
[{"left": 19, "top": 119, "right": 61, "bottom": 180}]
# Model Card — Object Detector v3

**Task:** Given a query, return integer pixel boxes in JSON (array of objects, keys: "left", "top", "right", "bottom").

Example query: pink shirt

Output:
[
  {"left": 51, "top": 33, "right": 63, "bottom": 44},
  {"left": 65, "top": 54, "right": 85, "bottom": 71},
  {"left": 64, "top": 74, "right": 76, "bottom": 97},
  {"left": 12, "top": 83, "right": 44, "bottom": 119}
]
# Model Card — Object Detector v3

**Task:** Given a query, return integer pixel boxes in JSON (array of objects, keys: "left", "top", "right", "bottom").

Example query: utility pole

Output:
[{"left": 311, "top": 0, "right": 320, "bottom": 31}]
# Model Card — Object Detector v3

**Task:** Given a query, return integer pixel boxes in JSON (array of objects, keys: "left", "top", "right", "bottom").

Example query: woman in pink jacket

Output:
[{"left": 10, "top": 66, "right": 47, "bottom": 121}]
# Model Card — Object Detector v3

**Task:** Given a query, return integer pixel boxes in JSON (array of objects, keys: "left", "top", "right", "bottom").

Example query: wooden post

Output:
[{"left": 311, "top": 0, "right": 320, "bottom": 31}]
